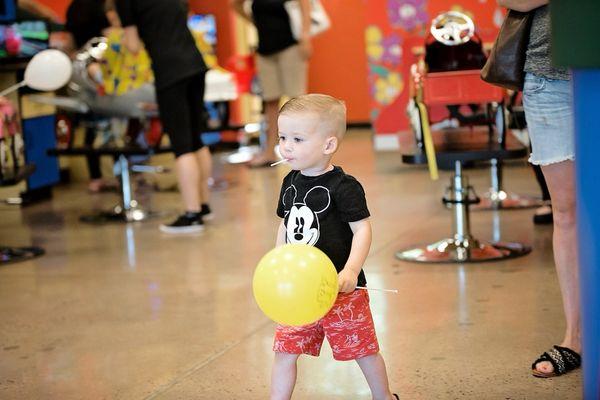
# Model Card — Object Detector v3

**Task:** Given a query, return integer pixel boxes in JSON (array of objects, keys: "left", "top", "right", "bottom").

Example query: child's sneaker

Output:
[
  {"left": 159, "top": 212, "right": 204, "bottom": 234},
  {"left": 200, "top": 203, "right": 213, "bottom": 220}
]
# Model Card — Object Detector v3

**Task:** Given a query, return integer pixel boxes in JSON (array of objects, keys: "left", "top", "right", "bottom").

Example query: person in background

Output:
[
  {"left": 497, "top": 0, "right": 580, "bottom": 378},
  {"left": 231, "top": 0, "right": 312, "bottom": 168},
  {"left": 116, "top": 0, "right": 212, "bottom": 234},
  {"left": 64, "top": 0, "right": 121, "bottom": 193}
]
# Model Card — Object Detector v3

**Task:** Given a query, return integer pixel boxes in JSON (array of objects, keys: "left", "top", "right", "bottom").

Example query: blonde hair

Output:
[{"left": 279, "top": 94, "right": 347, "bottom": 138}]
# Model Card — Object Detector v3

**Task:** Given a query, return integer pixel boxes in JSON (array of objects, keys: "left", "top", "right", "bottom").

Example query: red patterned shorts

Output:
[{"left": 273, "top": 290, "right": 380, "bottom": 361}]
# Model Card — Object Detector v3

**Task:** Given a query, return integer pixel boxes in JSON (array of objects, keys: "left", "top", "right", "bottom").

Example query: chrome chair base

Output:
[
  {"left": 397, "top": 161, "right": 532, "bottom": 264},
  {"left": 396, "top": 238, "right": 531, "bottom": 263}
]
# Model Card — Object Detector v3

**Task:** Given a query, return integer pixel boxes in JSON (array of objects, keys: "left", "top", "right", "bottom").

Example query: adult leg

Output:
[
  {"left": 532, "top": 163, "right": 551, "bottom": 201},
  {"left": 356, "top": 353, "right": 395, "bottom": 400},
  {"left": 196, "top": 146, "right": 211, "bottom": 204},
  {"left": 84, "top": 125, "right": 104, "bottom": 192},
  {"left": 187, "top": 72, "right": 211, "bottom": 207},
  {"left": 174, "top": 152, "right": 201, "bottom": 212},
  {"left": 255, "top": 43, "right": 308, "bottom": 167},
  {"left": 533, "top": 160, "right": 580, "bottom": 374},
  {"left": 252, "top": 52, "right": 283, "bottom": 166},
  {"left": 157, "top": 77, "right": 201, "bottom": 213},
  {"left": 270, "top": 353, "right": 300, "bottom": 400},
  {"left": 532, "top": 163, "right": 552, "bottom": 223},
  {"left": 250, "top": 99, "right": 280, "bottom": 166}
]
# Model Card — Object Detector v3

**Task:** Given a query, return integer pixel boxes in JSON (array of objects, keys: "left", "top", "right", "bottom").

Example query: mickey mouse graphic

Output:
[{"left": 282, "top": 184, "right": 331, "bottom": 246}]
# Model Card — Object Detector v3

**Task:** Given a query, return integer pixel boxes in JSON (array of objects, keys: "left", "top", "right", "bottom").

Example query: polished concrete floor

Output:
[{"left": 0, "top": 131, "right": 582, "bottom": 399}]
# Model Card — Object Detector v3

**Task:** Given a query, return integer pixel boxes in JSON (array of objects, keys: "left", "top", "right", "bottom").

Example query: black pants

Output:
[
  {"left": 156, "top": 71, "right": 208, "bottom": 158},
  {"left": 85, "top": 126, "right": 102, "bottom": 180}
]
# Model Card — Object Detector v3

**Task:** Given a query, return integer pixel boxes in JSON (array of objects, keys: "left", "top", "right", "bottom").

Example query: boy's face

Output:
[{"left": 278, "top": 112, "right": 337, "bottom": 172}]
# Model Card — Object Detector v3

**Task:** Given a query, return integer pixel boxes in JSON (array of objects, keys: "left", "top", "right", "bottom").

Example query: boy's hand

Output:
[{"left": 338, "top": 268, "right": 358, "bottom": 293}]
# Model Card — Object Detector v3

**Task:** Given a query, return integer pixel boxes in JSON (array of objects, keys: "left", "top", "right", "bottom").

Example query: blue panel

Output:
[
  {"left": 22, "top": 115, "right": 59, "bottom": 190},
  {"left": 0, "top": 0, "right": 16, "bottom": 23},
  {"left": 573, "top": 69, "right": 600, "bottom": 400}
]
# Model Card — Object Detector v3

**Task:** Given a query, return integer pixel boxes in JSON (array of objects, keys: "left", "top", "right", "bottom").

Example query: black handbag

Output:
[{"left": 481, "top": 10, "right": 533, "bottom": 91}]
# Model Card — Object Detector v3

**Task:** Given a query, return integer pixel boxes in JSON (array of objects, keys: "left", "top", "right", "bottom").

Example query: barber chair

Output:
[
  {"left": 397, "top": 12, "right": 531, "bottom": 263},
  {"left": 407, "top": 11, "right": 541, "bottom": 211}
]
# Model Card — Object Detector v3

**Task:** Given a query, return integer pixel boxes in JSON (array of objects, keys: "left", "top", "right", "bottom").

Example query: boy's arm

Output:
[
  {"left": 276, "top": 219, "right": 287, "bottom": 247},
  {"left": 338, "top": 218, "right": 372, "bottom": 293},
  {"left": 497, "top": 0, "right": 548, "bottom": 12}
]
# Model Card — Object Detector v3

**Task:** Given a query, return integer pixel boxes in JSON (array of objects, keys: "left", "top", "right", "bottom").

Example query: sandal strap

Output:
[
  {"left": 546, "top": 348, "right": 568, "bottom": 374},
  {"left": 553, "top": 346, "right": 582, "bottom": 370}
]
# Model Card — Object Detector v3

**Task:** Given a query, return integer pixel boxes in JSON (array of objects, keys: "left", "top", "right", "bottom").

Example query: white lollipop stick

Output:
[
  {"left": 270, "top": 159, "right": 289, "bottom": 167},
  {"left": 356, "top": 286, "right": 398, "bottom": 294}
]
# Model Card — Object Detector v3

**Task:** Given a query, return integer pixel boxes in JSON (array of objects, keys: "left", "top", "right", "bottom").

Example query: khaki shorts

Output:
[{"left": 256, "top": 45, "right": 307, "bottom": 101}]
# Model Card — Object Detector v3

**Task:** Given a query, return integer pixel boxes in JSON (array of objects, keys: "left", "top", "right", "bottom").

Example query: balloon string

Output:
[
  {"left": 356, "top": 286, "right": 398, "bottom": 294},
  {"left": 0, "top": 81, "right": 26, "bottom": 97}
]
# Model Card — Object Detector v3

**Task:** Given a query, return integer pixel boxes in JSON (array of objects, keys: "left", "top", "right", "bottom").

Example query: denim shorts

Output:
[{"left": 522, "top": 72, "right": 575, "bottom": 166}]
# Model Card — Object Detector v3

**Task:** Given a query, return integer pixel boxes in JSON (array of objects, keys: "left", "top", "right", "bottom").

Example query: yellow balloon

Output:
[{"left": 253, "top": 244, "right": 338, "bottom": 326}]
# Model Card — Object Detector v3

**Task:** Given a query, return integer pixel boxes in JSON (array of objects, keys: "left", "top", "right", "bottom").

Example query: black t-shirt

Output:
[
  {"left": 276, "top": 166, "right": 370, "bottom": 287},
  {"left": 65, "top": 0, "right": 110, "bottom": 49},
  {"left": 252, "top": 0, "right": 296, "bottom": 56},
  {"left": 115, "top": 0, "right": 207, "bottom": 90}
]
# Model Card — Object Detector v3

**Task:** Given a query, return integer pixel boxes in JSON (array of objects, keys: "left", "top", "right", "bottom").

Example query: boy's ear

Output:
[{"left": 323, "top": 136, "right": 338, "bottom": 154}]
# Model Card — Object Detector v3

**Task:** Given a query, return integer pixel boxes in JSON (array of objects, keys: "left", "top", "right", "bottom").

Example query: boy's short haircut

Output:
[{"left": 279, "top": 94, "right": 347, "bottom": 138}]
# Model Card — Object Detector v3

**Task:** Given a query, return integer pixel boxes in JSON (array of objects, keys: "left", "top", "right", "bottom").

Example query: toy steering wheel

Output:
[{"left": 430, "top": 11, "right": 475, "bottom": 46}]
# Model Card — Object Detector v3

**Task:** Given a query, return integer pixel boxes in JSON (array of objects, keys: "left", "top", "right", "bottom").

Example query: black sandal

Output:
[{"left": 531, "top": 345, "right": 581, "bottom": 378}]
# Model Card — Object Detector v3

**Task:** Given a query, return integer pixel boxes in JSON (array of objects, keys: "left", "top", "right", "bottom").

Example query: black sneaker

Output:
[
  {"left": 200, "top": 203, "right": 213, "bottom": 220},
  {"left": 159, "top": 212, "right": 204, "bottom": 234}
]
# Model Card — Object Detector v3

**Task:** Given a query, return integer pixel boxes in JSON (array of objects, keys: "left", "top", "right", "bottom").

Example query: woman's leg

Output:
[
  {"left": 84, "top": 126, "right": 105, "bottom": 192},
  {"left": 534, "top": 160, "right": 580, "bottom": 374},
  {"left": 532, "top": 163, "right": 551, "bottom": 201},
  {"left": 196, "top": 146, "right": 211, "bottom": 205},
  {"left": 174, "top": 152, "right": 201, "bottom": 212},
  {"left": 532, "top": 163, "right": 553, "bottom": 223},
  {"left": 250, "top": 99, "right": 280, "bottom": 166}
]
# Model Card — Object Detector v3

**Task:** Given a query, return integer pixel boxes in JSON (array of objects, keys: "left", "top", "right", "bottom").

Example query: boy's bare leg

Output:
[
  {"left": 271, "top": 353, "right": 300, "bottom": 400},
  {"left": 356, "top": 353, "right": 395, "bottom": 400}
]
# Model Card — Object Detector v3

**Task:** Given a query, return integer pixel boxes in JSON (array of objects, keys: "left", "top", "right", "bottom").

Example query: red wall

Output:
[
  {"left": 308, "top": 0, "right": 370, "bottom": 122},
  {"left": 37, "top": 0, "right": 70, "bottom": 22}
]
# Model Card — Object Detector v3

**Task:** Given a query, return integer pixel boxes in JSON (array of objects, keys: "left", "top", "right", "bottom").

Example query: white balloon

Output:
[{"left": 24, "top": 49, "right": 72, "bottom": 92}]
